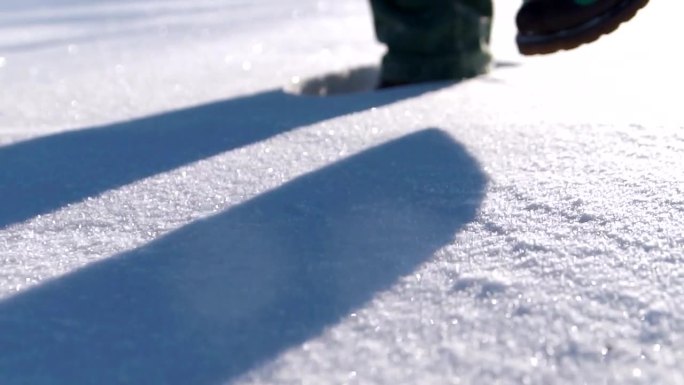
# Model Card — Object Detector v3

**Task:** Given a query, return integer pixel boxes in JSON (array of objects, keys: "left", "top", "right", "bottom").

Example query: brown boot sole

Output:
[{"left": 516, "top": 0, "right": 649, "bottom": 55}]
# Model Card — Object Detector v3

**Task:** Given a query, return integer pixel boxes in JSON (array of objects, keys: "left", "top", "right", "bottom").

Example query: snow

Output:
[{"left": 1, "top": 0, "right": 683, "bottom": 384}]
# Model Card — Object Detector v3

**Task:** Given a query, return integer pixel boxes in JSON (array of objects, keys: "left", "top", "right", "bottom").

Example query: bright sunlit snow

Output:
[{"left": 1, "top": 1, "right": 683, "bottom": 384}]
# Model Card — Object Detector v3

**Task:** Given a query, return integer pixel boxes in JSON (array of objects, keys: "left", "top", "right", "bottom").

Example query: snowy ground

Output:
[{"left": 1, "top": 0, "right": 683, "bottom": 384}]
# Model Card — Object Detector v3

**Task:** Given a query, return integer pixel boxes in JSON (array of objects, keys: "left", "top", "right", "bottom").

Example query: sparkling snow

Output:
[{"left": 1, "top": 0, "right": 683, "bottom": 384}]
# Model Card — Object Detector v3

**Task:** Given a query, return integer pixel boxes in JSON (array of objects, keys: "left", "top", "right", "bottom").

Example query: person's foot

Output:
[
  {"left": 377, "top": 50, "right": 492, "bottom": 89},
  {"left": 516, "top": 0, "right": 649, "bottom": 55},
  {"left": 370, "top": 0, "right": 494, "bottom": 88}
]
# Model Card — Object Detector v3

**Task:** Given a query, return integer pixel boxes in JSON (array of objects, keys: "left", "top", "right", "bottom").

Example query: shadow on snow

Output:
[
  {"left": 0, "top": 128, "right": 486, "bottom": 385},
  {"left": 0, "top": 82, "right": 445, "bottom": 229}
]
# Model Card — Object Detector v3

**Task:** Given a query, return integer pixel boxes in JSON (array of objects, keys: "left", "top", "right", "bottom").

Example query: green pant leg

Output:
[{"left": 369, "top": 0, "right": 494, "bottom": 85}]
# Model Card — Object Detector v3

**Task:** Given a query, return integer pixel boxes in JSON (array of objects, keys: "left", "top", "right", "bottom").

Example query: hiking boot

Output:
[{"left": 516, "top": 0, "right": 650, "bottom": 55}]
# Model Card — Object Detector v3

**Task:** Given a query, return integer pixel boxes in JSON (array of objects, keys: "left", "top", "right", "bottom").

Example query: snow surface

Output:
[{"left": 1, "top": 0, "right": 683, "bottom": 384}]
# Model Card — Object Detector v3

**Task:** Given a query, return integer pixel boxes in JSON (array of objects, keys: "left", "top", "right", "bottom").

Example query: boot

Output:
[
  {"left": 516, "top": 0, "right": 650, "bottom": 55},
  {"left": 370, "top": 0, "right": 494, "bottom": 87}
]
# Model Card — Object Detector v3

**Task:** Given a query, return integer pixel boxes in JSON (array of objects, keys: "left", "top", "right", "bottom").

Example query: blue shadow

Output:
[
  {"left": 0, "top": 84, "right": 443, "bottom": 229},
  {"left": 0, "top": 129, "right": 486, "bottom": 384}
]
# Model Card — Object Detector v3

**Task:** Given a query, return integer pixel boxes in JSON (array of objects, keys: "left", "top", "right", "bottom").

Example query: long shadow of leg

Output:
[
  {"left": 0, "top": 128, "right": 486, "bottom": 385},
  {"left": 0, "top": 84, "right": 444, "bottom": 230}
]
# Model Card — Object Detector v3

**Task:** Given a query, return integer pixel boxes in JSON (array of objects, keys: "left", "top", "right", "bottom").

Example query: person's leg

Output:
[
  {"left": 516, "top": 0, "right": 650, "bottom": 55},
  {"left": 370, "top": 0, "right": 494, "bottom": 87}
]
